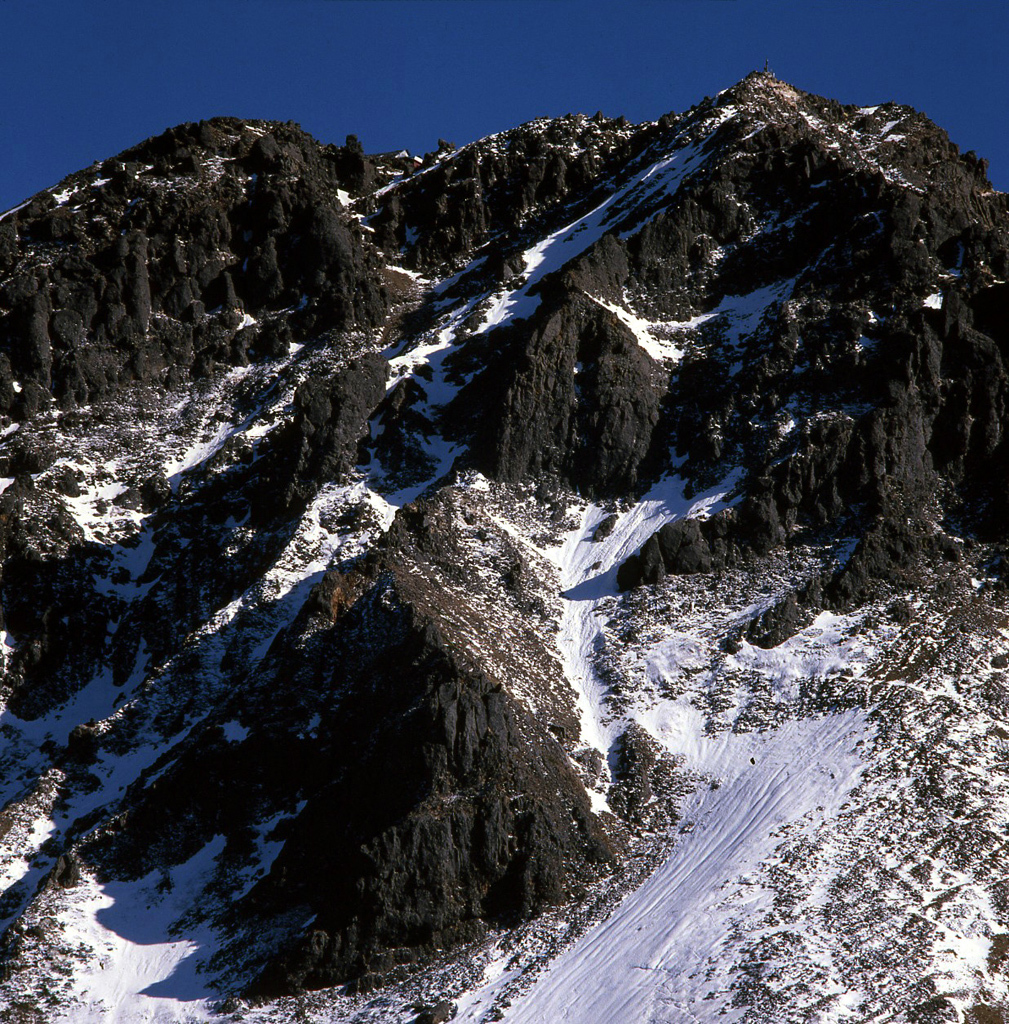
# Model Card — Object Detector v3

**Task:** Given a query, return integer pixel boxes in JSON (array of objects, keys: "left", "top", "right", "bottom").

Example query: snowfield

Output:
[{"left": 499, "top": 712, "right": 871, "bottom": 1024}]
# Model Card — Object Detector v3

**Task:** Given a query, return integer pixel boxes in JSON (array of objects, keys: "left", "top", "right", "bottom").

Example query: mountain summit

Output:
[{"left": 1, "top": 73, "right": 1008, "bottom": 1022}]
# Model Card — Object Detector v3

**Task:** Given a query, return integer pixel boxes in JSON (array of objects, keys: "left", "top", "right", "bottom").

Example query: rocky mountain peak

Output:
[{"left": 1, "top": 76, "right": 1009, "bottom": 1023}]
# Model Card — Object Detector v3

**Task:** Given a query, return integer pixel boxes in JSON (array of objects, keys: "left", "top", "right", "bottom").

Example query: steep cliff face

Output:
[
  {"left": 1, "top": 73, "right": 1009, "bottom": 1023},
  {"left": 0, "top": 119, "right": 391, "bottom": 417}
]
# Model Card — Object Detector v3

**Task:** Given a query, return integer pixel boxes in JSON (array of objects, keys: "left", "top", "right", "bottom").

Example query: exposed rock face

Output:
[
  {"left": 0, "top": 118, "right": 389, "bottom": 416},
  {"left": 453, "top": 291, "right": 664, "bottom": 495},
  {"left": 246, "top": 572, "right": 614, "bottom": 995},
  {"left": 599, "top": 79, "right": 1009, "bottom": 615},
  {"left": 1, "top": 73, "right": 1009, "bottom": 1022},
  {"left": 367, "top": 113, "right": 645, "bottom": 274}
]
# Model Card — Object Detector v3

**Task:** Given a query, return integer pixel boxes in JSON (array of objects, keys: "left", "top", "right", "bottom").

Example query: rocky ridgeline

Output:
[
  {"left": 0, "top": 119, "right": 396, "bottom": 416},
  {"left": 0, "top": 72, "right": 1008, "bottom": 1020}
]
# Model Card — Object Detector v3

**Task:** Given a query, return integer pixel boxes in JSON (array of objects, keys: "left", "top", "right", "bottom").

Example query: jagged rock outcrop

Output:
[
  {"left": 451, "top": 290, "right": 664, "bottom": 495},
  {"left": 608, "top": 77, "right": 1009, "bottom": 611},
  {"left": 0, "top": 118, "right": 390, "bottom": 416},
  {"left": 246, "top": 571, "right": 614, "bottom": 995}
]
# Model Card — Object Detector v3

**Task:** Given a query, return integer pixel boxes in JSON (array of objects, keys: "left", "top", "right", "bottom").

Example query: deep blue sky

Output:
[{"left": 2, "top": 0, "right": 1007, "bottom": 212}]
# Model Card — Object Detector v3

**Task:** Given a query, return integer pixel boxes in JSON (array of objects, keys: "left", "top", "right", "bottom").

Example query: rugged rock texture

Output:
[
  {"left": 1, "top": 72, "right": 1009, "bottom": 1023},
  {"left": 246, "top": 572, "right": 614, "bottom": 995},
  {"left": 0, "top": 118, "right": 390, "bottom": 416}
]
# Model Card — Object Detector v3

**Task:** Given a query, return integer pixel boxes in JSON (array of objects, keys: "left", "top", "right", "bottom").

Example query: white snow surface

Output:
[
  {"left": 586, "top": 295, "right": 686, "bottom": 364},
  {"left": 488, "top": 711, "right": 870, "bottom": 1024},
  {"left": 56, "top": 839, "right": 224, "bottom": 1022},
  {"left": 451, "top": 476, "right": 879, "bottom": 1022},
  {"left": 546, "top": 472, "right": 742, "bottom": 759}
]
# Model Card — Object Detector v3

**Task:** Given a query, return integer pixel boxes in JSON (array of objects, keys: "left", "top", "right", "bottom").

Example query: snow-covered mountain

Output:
[{"left": 1, "top": 71, "right": 1008, "bottom": 1023}]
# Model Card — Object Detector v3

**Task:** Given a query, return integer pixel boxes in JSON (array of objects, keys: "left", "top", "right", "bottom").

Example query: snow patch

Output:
[
  {"left": 471, "top": 124, "right": 732, "bottom": 338},
  {"left": 727, "top": 610, "right": 878, "bottom": 701},
  {"left": 587, "top": 295, "right": 685, "bottom": 364},
  {"left": 221, "top": 720, "right": 249, "bottom": 743},
  {"left": 56, "top": 838, "right": 225, "bottom": 1021}
]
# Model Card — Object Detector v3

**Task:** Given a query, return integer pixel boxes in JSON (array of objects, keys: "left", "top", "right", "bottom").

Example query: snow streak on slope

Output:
[
  {"left": 0, "top": 338, "right": 407, "bottom": 1016},
  {"left": 549, "top": 472, "right": 741, "bottom": 765},
  {"left": 370, "top": 122, "right": 730, "bottom": 501},
  {"left": 369, "top": 118, "right": 737, "bottom": 503},
  {"left": 585, "top": 296, "right": 691, "bottom": 364},
  {"left": 476, "top": 109, "right": 737, "bottom": 337},
  {"left": 487, "top": 712, "right": 871, "bottom": 1024}
]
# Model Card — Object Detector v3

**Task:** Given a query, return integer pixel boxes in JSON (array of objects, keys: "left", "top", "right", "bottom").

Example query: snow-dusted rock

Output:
[{"left": 1, "top": 71, "right": 1008, "bottom": 1023}]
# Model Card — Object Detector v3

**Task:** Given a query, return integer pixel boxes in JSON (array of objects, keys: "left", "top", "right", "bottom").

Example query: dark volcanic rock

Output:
[
  {"left": 414, "top": 1001, "right": 456, "bottom": 1024},
  {"left": 602, "top": 721, "right": 685, "bottom": 837},
  {"left": 0, "top": 118, "right": 391, "bottom": 413},
  {"left": 47, "top": 853, "right": 82, "bottom": 890},
  {"left": 453, "top": 291, "right": 664, "bottom": 496},
  {"left": 617, "top": 517, "right": 721, "bottom": 590},
  {"left": 613, "top": 78, "right": 1009, "bottom": 624},
  {"left": 253, "top": 351, "right": 388, "bottom": 519},
  {"left": 246, "top": 571, "right": 615, "bottom": 995},
  {"left": 367, "top": 114, "right": 647, "bottom": 275}
]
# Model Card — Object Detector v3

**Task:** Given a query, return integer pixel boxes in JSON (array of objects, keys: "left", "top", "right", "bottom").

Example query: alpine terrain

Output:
[{"left": 1, "top": 71, "right": 1009, "bottom": 1023}]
